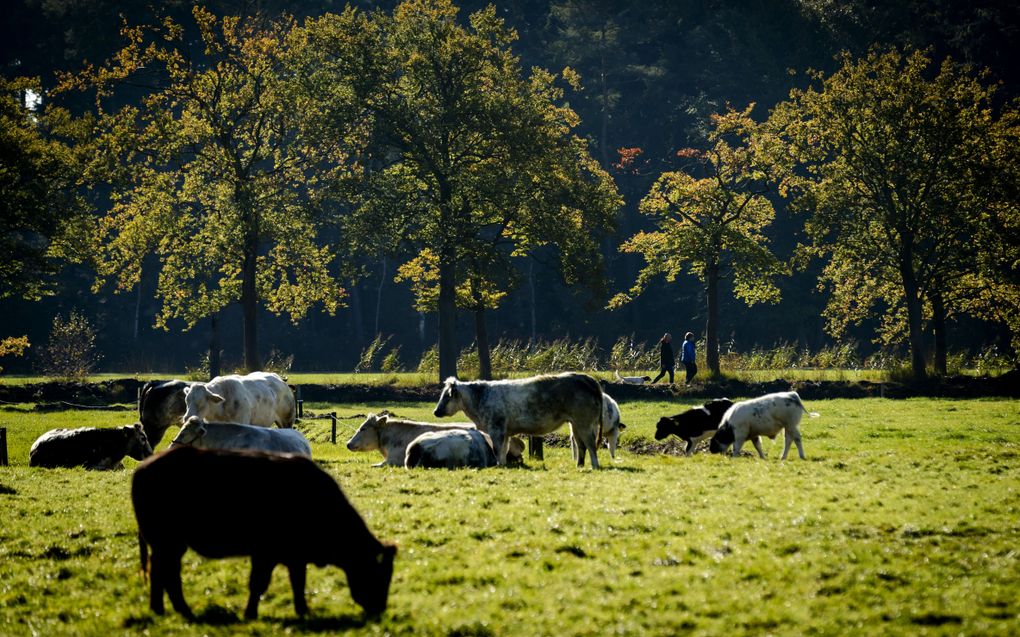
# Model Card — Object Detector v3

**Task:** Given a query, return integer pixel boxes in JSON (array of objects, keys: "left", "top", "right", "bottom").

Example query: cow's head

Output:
[
  {"left": 139, "top": 380, "right": 190, "bottom": 447},
  {"left": 654, "top": 416, "right": 678, "bottom": 441},
  {"left": 124, "top": 423, "right": 153, "bottom": 460},
  {"left": 182, "top": 384, "right": 225, "bottom": 421},
  {"left": 709, "top": 422, "right": 735, "bottom": 454},
  {"left": 347, "top": 414, "right": 386, "bottom": 452},
  {"left": 433, "top": 378, "right": 464, "bottom": 418},
  {"left": 170, "top": 417, "right": 208, "bottom": 448},
  {"left": 346, "top": 543, "right": 397, "bottom": 616}
]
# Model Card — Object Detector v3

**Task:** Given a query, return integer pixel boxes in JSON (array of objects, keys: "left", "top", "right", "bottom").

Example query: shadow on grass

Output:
[
  {"left": 276, "top": 612, "right": 370, "bottom": 632},
  {"left": 193, "top": 604, "right": 242, "bottom": 626}
]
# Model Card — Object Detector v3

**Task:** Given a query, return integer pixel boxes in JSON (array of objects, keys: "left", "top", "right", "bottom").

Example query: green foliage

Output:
[
  {"left": 0, "top": 399, "right": 1018, "bottom": 635},
  {"left": 37, "top": 310, "right": 101, "bottom": 381},
  {"left": 768, "top": 48, "right": 1020, "bottom": 378},
  {"left": 65, "top": 7, "right": 354, "bottom": 368},
  {"left": 0, "top": 76, "right": 93, "bottom": 300},
  {"left": 262, "top": 348, "right": 294, "bottom": 377},
  {"left": 355, "top": 334, "right": 394, "bottom": 373},
  {"left": 0, "top": 335, "right": 30, "bottom": 376},
  {"left": 380, "top": 346, "right": 404, "bottom": 374},
  {"left": 307, "top": 0, "right": 621, "bottom": 379}
]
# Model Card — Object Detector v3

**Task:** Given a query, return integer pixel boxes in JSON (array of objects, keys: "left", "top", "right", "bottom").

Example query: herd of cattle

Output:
[{"left": 23, "top": 370, "right": 819, "bottom": 619}]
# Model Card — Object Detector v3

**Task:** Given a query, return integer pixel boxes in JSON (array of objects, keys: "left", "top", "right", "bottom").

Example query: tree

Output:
[
  {"left": 0, "top": 76, "right": 91, "bottom": 300},
  {"left": 769, "top": 48, "right": 1017, "bottom": 378},
  {"left": 312, "top": 0, "right": 620, "bottom": 381},
  {"left": 611, "top": 105, "right": 786, "bottom": 376},
  {"left": 64, "top": 7, "right": 353, "bottom": 371}
]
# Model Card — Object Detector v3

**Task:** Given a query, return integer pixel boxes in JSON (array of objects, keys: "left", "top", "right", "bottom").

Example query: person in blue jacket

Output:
[
  {"left": 651, "top": 333, "right": 675, "bottom": 384},
  {"left": 680, "top": 332, "right": 697, "bottom": 384}
]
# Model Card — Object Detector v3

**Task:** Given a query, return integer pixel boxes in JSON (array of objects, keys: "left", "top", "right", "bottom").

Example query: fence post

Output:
[
  {"left": 296, "top": 386, "right": 303, "bottom": 420},
  {"left": 529, "top": 435, "right": 543, "bottom": 460},
  {"left": 0, "top": 428, "right": 7, "bottom": 466},
  {"left": 137, "top": 387, "right": 142, "bottom": 413},
  {"left": 331, "top": 412, "right": 337, "bottom": 445}
]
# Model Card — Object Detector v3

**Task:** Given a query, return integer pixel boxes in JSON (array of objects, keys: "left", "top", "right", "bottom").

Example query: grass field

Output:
[{"left": 1, "top": 396, "right": 1018, "bottom": 636}]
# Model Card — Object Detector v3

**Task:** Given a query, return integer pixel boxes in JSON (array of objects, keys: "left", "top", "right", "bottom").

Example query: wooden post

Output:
[
  {"left": 528, "top": 435, "right": 543, "bottom": 460},
  {"left": 296, "top": 386, "right": 303, "bottom": 420},
  {"left": 137, "top": 387, "right": 142, "bottom": 413},
  {"left": 0, "top": 428, "right": 8, "bottom": 466},
  {"left": 330, "top": 412, "right": 337, "bottom": 445}
]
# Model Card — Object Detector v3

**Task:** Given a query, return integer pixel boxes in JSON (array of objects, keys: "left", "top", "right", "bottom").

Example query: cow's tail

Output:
[
  {"left": 138, "top": 531, "right": 149, "bottom": 582},
  {"left": 793, "top": 393, "right": 821, "bottom": 419},
  {"left": 594, "top": 378, "right": 605, "bottom": 450}
]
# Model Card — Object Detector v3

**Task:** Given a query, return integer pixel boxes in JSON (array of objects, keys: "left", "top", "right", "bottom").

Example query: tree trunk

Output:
[
  {"left": 374, "top": 257, "right": 387, "bottom": 337},
  {"left": 528, "top": 257, "right": 537, "bottom": 343},
  {"left": 348, "top": 281, "right": 365, "bottom": 368},
  {"left": 705, "top": 260, "right": 721, "bottom": 375},
  {"left": 903, "top": 277, "right": 927, "bottom": 381},
  {"left": 472, "top": 279, "right": 492, "bottom": 380},
  {"left": 208, "top": 313, "right": 221, "bottom": 380},
  {"left": 931, "top": 291, "right": 947, "bottom": 377},
  {"left": 238, "top": 184, "right": 261, "bottom": 373},
  {"left": 437, "top": 245, "right": 458, "bottom": 381},
  {"left": 133, "top": 278, "right": 142, "bottom": 342}
]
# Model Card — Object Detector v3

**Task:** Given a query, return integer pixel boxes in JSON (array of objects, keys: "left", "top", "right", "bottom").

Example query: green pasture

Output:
[{"left": 0, "top": 397, "right": 1018, "bottom": 636}]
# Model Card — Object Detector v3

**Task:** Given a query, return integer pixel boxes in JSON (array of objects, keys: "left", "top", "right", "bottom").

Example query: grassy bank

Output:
[{"left": 1, "top": 397, "right": 1018, "bottom": 635}]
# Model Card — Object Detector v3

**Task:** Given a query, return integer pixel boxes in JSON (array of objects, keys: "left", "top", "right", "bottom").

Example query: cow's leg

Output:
[
  {"left": 751, "top": 435, "right": 767, "bottom": 459},
  {"left": 781, "top": 429, "right": 793, "bottom": 460},
  {"left": 574, "top": 423, "right": 600, "bottom": 469},
  {"left": 684, "top": 438, "right": 696, "bottom": 456},
  {"left": 731, "top": 434, "right": 745, "bottom": 458},
  {"left": 787, "top": 428, "right": 805, "bottom": 460},
  {"left": 244, "top": 556, "right": 275, "bottom": 620},
  {"left": 488, "top": 417, "right": 508, "bottom": 465},
  {"left": 161, "top": 548, "right": 193, "bottom": 620},
  {"left": 149, "top": 550, "right": 166, "bottom": 615},
  {"left": 570, "top": 432, "right": 580, "bottom": 463},
  {"left": 287, "top": 562, "right": 309, "bottom": 617}
]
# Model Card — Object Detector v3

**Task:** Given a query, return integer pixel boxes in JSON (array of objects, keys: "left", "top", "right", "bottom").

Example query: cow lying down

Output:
[
  {"left": 709, "top": 391, "right": 819, "bottom": 460},
  {"left": 29, "top": 424, "right": 152, "bottom": 470},
  {"left": 132, "top": 446, "right": 396, "bottom": 620},
  {"left": 347, "top": 413, "right": 477, "bottom": 467},
  {"left": 655, "top": 398, "right": 733, "bottom": 456},
  {"left": 171, "top": 417, "right": 312, "bottom": 458},
  {"left": 405, "top": 429, "right": 498, "bottom": 469}
]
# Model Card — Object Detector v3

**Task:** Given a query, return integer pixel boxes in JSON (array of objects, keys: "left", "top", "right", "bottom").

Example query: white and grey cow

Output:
[
  {"left": 29, "top": 424, "right": 152, "bottom": 470},
  {"left": 571, "top": 393, "right": 627, "bottom": 461},
  {"left": 404, "top": 428, "right": 498, "bottom": 469},
  {"left": 347, "top": 413, "right": 477, "bottom": 467},
  {"left": 183, "top": 372, "right": 295, "bottom": 429},
  {"left": 709, "top": 391, "right": 819, "bottom": 460},
  {"left": 170, "top": 417, "right": 312, "bottom": 458},
  {"left": 433, "top": 372, "right": 604, "bottom": 468}
]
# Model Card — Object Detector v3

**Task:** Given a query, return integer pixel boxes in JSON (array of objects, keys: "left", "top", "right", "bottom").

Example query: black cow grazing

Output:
[
  {"left": 29, "top": 424, "right": 152, "bottom": 469},
  {"left": 139, "top": 380, "right": 194, "bottom": 447},
  {"left": 654, "top": 399, "right": 733, "bottom": 456},
  {"left": 132, "top": 446, "right": 397, "bottom": 620}
]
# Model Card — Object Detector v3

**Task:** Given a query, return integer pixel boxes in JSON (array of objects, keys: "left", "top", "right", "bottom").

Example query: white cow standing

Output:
[{"left": 183, "top": 372, "right": 295, "bottom": 429}]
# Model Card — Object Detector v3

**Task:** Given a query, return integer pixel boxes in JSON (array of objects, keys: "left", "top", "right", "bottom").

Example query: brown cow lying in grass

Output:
[{"left": 132, "top": 446, "right": 396, "bottom": 620}]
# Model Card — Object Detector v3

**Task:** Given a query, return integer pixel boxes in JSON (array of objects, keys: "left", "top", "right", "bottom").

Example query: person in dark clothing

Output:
[
  {"left": 680, "top": 332, "right": 697, "bottom": 384},
  {"left": 651, "top": 333, "right": 675, "bottom": 384}
]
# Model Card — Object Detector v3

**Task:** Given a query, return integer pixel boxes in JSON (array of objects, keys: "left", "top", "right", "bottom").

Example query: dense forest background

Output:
[{"left": 2, "top": 0, "right": 1018, "bottom": 374}]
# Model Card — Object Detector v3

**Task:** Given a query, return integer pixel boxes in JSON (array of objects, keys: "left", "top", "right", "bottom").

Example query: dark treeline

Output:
[{"left": 1, "top": 0, "right": 1017, "bottom": 376}]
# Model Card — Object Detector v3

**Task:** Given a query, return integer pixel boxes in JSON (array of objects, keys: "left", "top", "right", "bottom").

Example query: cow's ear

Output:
[
  {"left": 208, "top": 392, "right": 225, "bottom": 404},
  {"left": 618, "top": 423, "right": 627, "bottom": 430},
  {"left": 378, "top": 544, "right": 398, "bottom": 563},
  {"left": 377, "top": 415, "right": 389, "bottom": 426}
]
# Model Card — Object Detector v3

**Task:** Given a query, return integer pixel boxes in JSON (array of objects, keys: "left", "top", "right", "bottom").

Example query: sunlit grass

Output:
[{"left": 1, "top": 398, "right": 1018, "bottom": 635}]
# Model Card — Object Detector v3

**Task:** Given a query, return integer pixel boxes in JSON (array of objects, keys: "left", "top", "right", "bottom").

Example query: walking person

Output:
[
  {"left": 681, "top": 332, "right": 697, "bottom": 384},
  {"left": 651, "top": 333, "right": 675, "bottom": 384}
]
